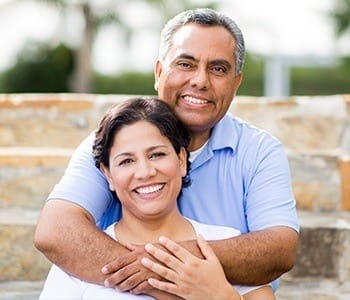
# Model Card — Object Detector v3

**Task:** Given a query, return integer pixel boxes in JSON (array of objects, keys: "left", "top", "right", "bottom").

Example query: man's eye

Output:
[
  {"left": 212, "top": 66, "right": 226, "bottom": 73},
  {"left": 178, "top": 62, "right": 191, "bottom": 68}
]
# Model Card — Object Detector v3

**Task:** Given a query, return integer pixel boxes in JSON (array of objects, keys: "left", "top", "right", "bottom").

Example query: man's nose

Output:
[{"left": 190, "top": 67, "right": 210, "bottom": 90}]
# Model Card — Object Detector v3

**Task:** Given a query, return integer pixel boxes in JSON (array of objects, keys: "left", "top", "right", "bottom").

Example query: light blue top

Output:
[{"left": 49, "top": 112, "right": 298, "bottom": 234}]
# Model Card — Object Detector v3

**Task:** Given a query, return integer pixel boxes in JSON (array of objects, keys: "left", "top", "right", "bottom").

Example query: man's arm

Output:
[
  {"left": 34, "top": 199, "right": 129, "bottom": 284},
  {"left": 208, "top": 226, "right": 298, "bottom": 285},
  {"left": 111, "top": 225, "right": 297, "bottom": 294}
]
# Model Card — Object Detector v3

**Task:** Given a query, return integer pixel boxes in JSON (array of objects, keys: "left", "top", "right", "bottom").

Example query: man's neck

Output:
[{"left": 188, "top": 130, "right": 211, "bottom": 151}]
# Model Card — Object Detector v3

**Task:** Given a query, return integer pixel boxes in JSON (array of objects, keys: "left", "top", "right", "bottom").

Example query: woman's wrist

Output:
[{"left": 218, "top": 283, "right": 242, "bottom": 300}]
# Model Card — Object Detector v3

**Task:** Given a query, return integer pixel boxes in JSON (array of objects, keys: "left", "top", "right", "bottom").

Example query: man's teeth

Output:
[
  {"left": 135, "top": 184, "right": 164, "bottom": 195},
  {"left": 184, "top": 96, "right": 208, "bottom": 104}
]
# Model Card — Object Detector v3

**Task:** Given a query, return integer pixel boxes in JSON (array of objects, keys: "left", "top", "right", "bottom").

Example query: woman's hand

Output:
[{"left": 141, "top": 234, "right": 241, "bottom": 300}]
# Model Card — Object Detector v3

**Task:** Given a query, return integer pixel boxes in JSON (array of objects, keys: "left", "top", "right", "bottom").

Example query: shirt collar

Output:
[{"left": 208, "top": 112, "right": 238, "bottom": 153}]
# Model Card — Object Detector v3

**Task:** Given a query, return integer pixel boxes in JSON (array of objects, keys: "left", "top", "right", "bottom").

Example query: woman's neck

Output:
[{"left": 114, "top": 209, "right": 196, "bottom": 245}]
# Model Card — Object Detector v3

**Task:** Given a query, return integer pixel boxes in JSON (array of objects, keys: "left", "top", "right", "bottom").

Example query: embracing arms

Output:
[{"left": 34, "top": 199, "right": 127, "bottom": 284}]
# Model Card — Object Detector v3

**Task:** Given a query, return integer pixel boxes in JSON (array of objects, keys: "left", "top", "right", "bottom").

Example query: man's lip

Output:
[{"left": 182, "top": 95, "right": 211, "bottom": 105}]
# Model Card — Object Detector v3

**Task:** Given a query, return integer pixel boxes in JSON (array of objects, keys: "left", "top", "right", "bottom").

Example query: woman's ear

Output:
[
  {"left": 179, "top": 147, "right": 188, "bottom": 177},
  {"left": 100, "top": 163, "right": 115, "bottom": 191}
]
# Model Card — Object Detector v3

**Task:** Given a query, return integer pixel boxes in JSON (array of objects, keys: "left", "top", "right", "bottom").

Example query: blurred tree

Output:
[
  {"left": 332, "top": 0, "right": 350, "bottom": 35},
  {"left": 0, "top": 42, "right": 74, "bottom": 92},
  {"left": 35, "top": 0, "right": 127, "bottom": 93}
]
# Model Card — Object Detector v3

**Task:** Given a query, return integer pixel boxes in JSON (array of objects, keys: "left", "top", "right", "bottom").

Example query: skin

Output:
[{"left": 34, "top": 23, "right": 298, "bottom": 297}]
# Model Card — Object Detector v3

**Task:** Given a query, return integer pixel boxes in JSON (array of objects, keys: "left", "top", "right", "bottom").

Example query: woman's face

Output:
[{"left": 102, "top": 120, "right": 187, "bottom": 221}]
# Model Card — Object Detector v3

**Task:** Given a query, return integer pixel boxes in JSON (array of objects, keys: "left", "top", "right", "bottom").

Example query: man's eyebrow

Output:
[
  {"left": 175, "top": 53, "right": 198, "bottom": 62},
  {"left": 175, "top": 54, "right": 233, "bottom": 70}
]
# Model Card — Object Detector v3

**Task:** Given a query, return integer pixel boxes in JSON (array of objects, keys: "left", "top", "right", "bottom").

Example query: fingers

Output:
[
  {"left": 156, "top": 236, "right": 192, "bottom": 263},
  {"left": 103, "top": 262, "right": 139, "bottom": 288},
  {"left": 196, "top": 234, "right": 216, "bottom": 260},
  {"left": 101, "top": 253, "right": 135, "bottom": 275},
  {"left": 147, "top": 277, "right": 179, "bottom": 295},
  {"left": 141, "top": 257, "right": 178, "bottom": 283}
]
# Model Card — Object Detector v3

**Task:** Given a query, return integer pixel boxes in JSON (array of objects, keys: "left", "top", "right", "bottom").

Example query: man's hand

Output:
[
  {"left": 103, "top": 243, "right": 183, "bottom": 299},
  {"left": 102, "top": 243, "right": 158, "bottom": 291}
]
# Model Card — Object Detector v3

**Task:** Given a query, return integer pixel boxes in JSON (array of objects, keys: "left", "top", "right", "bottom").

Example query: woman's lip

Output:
[{"left": 134, "top": 183, "right": 165, "bottom": 195}]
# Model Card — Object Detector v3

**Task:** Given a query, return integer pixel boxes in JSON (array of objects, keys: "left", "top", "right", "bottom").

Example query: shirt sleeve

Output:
[
  {"left": 244, "top": 134, "right": 299, "bottom": 233},
  {"left": 47, "top": 132, "right": 114, "bottom": 224}
]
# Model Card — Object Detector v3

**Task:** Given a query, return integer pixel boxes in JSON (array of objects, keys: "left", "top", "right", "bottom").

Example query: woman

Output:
[{"left": 39, "top": 97, "right": 274, "bottom": 300}]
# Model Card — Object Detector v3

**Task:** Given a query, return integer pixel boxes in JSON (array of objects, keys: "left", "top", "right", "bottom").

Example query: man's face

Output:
[{"left": 155, "top": 23, "right": 242, "bottom": 142}]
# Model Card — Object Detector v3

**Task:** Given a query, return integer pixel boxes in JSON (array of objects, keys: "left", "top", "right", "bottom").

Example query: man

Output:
[{"left": 35, "top": 8, "right": 298, "bottom": 297}]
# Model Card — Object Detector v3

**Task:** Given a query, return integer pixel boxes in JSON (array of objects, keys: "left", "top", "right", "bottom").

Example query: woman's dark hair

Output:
[{"left": 93, "top": 97, "right": 191, "bottom": 191}]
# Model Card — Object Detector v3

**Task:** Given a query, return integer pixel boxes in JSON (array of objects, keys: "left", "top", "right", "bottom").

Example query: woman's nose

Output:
[{"left": 134, "top": 160, "right": 156, "bottom": 179}]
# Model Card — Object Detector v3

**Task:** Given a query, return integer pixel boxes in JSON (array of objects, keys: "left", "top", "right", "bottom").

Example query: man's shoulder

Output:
[{"left": 210, "top": 113, "right": 281, "bottom": 152}]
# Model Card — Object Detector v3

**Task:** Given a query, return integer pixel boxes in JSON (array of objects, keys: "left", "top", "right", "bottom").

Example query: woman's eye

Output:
[
  {"left": 119, "top": 158, "right": 133, "bottom": 166},
  {"left": 150, "top": 152, "right": 165, "bottom": 159}
]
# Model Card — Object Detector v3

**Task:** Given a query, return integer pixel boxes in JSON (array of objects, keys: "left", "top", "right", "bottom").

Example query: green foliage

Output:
[
  {"left": 93, "top": 72, "right": 156, "bottom": 96},
  {"left": 291, "top": 58, "right": 350, "bottom": 95},
  {"left": 0, "top": 42, "right": 74, "bottom": 93},
  {"left": 237, "top": 53, "right": 264, "bottom": 96},
  {"left": 331, "top": 0, "right": 350, "bottom": 36}
]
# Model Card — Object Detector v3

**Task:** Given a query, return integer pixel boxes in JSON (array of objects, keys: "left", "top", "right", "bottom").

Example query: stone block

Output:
[
  {"left": 291, "top": 211, "right": 350, "bottom": 282},
  {"left": 0, "top": 94, "right": 130, "bottom": 148},
  {"left": 341, "top": 157, "right": 350, "bottom": 211},
  {"left": 288, "top": 151, "right": 341, "bottom": 212},
  {"left": 230, "top": 95, "right": 348, "bottom": 152},
  {"left": 0, "top": 148, "right": 71, "bottom": 209},
  {"left": 0, "top": 208, "right": 51, "bottom": 281}
]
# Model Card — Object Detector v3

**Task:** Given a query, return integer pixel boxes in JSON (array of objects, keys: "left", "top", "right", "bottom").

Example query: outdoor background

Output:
[{"left": 0, "top": 0, "right": 349, "bottom": 96}]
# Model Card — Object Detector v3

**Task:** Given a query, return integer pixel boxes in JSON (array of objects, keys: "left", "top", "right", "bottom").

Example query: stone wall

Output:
[{"left": 1, "top": 93, "right": 349, "bottom": 213}]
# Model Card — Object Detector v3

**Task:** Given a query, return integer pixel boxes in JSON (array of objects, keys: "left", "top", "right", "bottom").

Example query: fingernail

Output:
[
  {"left": 104, "top": 279, "right": 110, "bottom": 287},
  {"left": 101, "top": 267, "right": 108, "bottom": 274},
  {"left": 159, "top": 236, "right": 166, "bottom": 243},
  {"left": 145, "top": 243, "right": 152, "bottom": 251}
]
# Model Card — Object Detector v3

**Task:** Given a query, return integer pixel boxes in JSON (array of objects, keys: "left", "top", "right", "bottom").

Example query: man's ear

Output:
[
  {"left": 100, "top": 163, "right": 115, "bottom": 191},
  {"left": 179, "top": 147, "right": 187, "bottom": 177},
  {"left": 154, "top": 59, "right": 162, "bottom": 91},
  {"left": 233, "top": 72, "right": 243, "bottom": 96}
]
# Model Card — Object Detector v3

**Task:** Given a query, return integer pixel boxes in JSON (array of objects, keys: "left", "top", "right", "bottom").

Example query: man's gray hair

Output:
[{"left": 158, "top": 8, "right": 245, "bottom": 75}]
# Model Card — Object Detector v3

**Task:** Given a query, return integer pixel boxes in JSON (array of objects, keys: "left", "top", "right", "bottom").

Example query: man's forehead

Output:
[{"left": 171, "top": 23, "right": 235, "bottom": 48}]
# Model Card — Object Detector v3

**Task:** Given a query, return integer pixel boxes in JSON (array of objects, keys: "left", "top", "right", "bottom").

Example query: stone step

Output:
[
  {"left": 0, "top": 208, "right": 51, "bottom": 282},
  {"left": 1, "top": 208, "right": 350, "bottom": 283},
  {"left": 275, "top": 274, "right": 350, "bottom": 300},
  {"left": 0, "top": 277, "right": 349, "bottom": 300},
  {"left": 292, "top": 211, "right": 350, "bottom": 282},
  {"left": 0, "top": 93, "right": 126, "bottom": 148},
  {"left": 0, "top": 281, "right": 44, "bottom": 300},
  {"left": 0, "top": 147, "right": 72, "bottom": 210},
  {"left": 1, "top": 94, "right": 349, "bottom": 153},
  {"left": 1, "top": 147, "right": 348, "bottom": 214}
]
